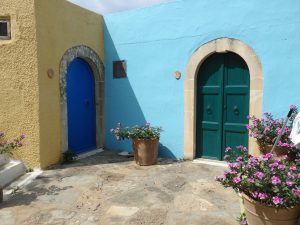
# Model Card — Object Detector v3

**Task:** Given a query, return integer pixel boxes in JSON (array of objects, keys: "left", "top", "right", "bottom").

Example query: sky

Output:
[{"left": 68, "top": 0, "right": 170, "bottom": 15}]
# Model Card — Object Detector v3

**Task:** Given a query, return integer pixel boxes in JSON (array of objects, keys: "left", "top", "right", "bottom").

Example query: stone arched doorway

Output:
[
  {"left": 60, "top": 45, "right": 104, "bottom": 153},
  {"left": 184, "top": 38, "right": 263, "bottom": 160}
]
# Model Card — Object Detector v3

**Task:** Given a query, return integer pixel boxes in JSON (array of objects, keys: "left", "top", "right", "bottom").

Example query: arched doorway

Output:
[
  {"left": 67, "top": 58, "right": 96, "bottom": 154},
  {"left": 60, "top": 45, "right": 104, "bottom": 154},
  {"left": 196, "top": 52, "right": 250, "bottom": 160},
  {"left": 184, "top": 38, "right": 263, "bottom": 160}
]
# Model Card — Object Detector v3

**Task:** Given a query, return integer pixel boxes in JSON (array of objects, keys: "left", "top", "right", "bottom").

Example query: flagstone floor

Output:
[{"left": 0, "top": 151, "right": 240, "bottom": 225}]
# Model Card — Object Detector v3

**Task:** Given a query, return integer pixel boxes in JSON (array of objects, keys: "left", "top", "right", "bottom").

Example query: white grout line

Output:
[
  {"left": 192, "top": 159, "right": 228, "bottom": 168},
  {"left": 4, "top": 169, "right": 43, "bottom": 195}
]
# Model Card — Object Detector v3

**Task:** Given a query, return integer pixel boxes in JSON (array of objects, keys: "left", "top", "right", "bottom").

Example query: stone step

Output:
[{"left": 0, "top": 160, "right": 26, "bottom": 187}]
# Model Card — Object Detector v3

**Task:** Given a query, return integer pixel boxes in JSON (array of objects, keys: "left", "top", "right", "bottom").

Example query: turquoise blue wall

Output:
[{"left": 104, "top": 0, "right": 300, "bottom": 158}]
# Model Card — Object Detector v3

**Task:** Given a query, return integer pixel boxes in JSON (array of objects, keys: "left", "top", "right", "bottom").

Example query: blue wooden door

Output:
[
  {"left": 67, "top": 58, "right": 96, "bottom": 154},
  {"left": 196, "top": 53, "right": 250, "bottom": 160}
]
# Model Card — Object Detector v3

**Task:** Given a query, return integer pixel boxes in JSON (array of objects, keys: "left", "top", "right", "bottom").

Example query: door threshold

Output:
[
  {"left": 77, "top": 148, "right": 104, "bottom": 160},
  {"left": 192, "top": 158, "right": 228, "bottom": 168}
]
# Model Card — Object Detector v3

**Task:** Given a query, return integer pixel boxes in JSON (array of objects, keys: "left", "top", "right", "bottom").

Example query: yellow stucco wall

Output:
[
  {"left": 34, "top": 0, "right": 104, "bottom": 168},
  {"left": 0, "top": 0, "right": 41, "bottom": 168}
]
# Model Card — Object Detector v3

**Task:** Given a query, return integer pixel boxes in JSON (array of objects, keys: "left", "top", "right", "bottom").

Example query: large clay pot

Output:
[
  {"left": 132, "top": 138, "right": 159, "bottom": 166},
  {"left": 243, "top": 194, "right": 300, "bottom": 225},
  {"left": 259, "top": 144, "right": 296, "bottom": 161}
]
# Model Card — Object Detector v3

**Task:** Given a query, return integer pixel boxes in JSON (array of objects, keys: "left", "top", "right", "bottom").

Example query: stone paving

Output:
[{"left": 0, "top": 151, "right": 240, "bottom": 225}]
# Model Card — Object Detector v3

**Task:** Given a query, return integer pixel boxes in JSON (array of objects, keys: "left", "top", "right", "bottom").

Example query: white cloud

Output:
[{"left": 68, "top": 0, "right": 170, "bottom": 15}]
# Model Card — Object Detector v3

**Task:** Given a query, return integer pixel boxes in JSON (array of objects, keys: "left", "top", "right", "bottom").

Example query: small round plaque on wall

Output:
[
  {"left": 47, "top": 69, "right": 54, "bottom": 79},
  {"left": 174, "top": 71, "right": 181, "bottom": 80}
]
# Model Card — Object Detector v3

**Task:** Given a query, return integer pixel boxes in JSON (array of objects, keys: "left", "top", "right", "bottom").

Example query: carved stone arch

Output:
[
  {"left": 60, "top": 45, "right": 104, "bottom": 153},
  {"left": 184, "top": 38, "right": 263, "bottom": 159}
]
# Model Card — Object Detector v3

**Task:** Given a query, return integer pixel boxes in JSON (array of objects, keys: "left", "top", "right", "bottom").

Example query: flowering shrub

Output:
[
  {"left": 110, "top": 123, "right": 162, "bottom": 140},
  {"left": 246, "top": 105, "right": 298, "bottom": 151},
  {"left": 0, "top": 131, "right": 25, "bottom": 155},
  {"left": 216, "top": 146, "right": 300, "bottom": 208}
]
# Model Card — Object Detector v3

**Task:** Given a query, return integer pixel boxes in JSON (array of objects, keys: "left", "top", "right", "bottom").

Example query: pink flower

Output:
[
  {"left": 290, "top": 166, "right": 297, "bottom": 171},
  {"left": 233, "top": 177, "right": 241, "bottom": 184},
  {"left": 286, "top": 180, "right": 293, "bottom": 187},
  {"left": 293, "top": 188, "right": 300, "bottom": 198},
  {"left": 251, "top": 191, "right": 258, "bottom": 198},
  {"left": 228, "top": 163, "right": 239, "bottom": 168},
  {"left": 272, "top": 196, "right": 283, "bottom": 205},
  {"left": 271, "top": 176, "right": 281, "bottom": 185},
  {"left": 225, "top": 147, "right": 232, "bottom": 152},
  {"left": 278, "top": 165, "right": 286, "bottom": 169},
  {"left": 258, "top": 193, "right": 268, "bottom": 200},
  {"left": 290, "top": 105, "right": 296, "bottom": 110},
  {"left": 263, "top": 153, "right": 273, "bottom": 161},
  {"left": 255, "top": 172, "right": 265, "bottom": 180}
]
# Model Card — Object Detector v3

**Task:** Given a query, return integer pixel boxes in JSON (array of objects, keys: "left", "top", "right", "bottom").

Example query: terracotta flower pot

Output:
[
  {"left": 132, "top": 138, "right": 159, "bottom": 166},
  {"left": 259, "top": 144, "right": 296, "bottom": 161},
  {"left": 242, "top": 194, "right": 300, "bottom": 225}
]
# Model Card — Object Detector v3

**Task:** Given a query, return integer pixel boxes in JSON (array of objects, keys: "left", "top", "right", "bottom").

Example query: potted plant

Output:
[
  {"left": 0, "top": 131, "right": 25, "bottom": 203},
  {"left": 247, "top": 105, "right": 298, "bottom": 159},
  {"left": 111, "top": 123, "right": 162, "bottom": 166},
  {"left": 0, "top": 131, "right": 25, "bottom": 165},
  {"left": 216, "top": 146, "right": 300, "bottom": 225}
]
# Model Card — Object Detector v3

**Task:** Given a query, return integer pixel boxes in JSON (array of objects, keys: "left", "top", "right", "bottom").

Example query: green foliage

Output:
[
  {"left": 111, "top": 123, "right": 162, "bottom": 140},
  {"left": 62, "top": 150, "right": 78, "bottom": 163},
  {"left": 0, "top": 131, "right": 25, "bottom": 155}
]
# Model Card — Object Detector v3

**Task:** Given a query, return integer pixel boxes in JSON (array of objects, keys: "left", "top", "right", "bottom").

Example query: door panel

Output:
[
  {"left": 222, "top": 53, "right": 250, "bottom": 158},
  {"left": 196, "top": 52, "right": 250, "bottom": 160},
  {"left": 196, "top": 54, "right": 224, "bottom": 160},
  {"left": 67, "top": 58, "right": 96, "bottom": 154}
]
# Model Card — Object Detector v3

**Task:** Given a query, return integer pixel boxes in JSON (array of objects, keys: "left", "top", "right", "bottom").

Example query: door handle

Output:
[
  {"left": 207, "top": 105, "right": 212, "bottom": 114},
  {"left": 234, "top": 106, "right": 240, "bottom": 115}
]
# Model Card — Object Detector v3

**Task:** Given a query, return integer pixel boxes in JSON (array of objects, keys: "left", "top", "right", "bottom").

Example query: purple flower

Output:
[
  {"left": 233, "top": 177, "right": 241, "bottom": 184},
  {"left": 0, "top": 131, "right": 4, "bottom": 137},
  {"left": 278, "top": 165, "right": 286, "bottom": 169},
  {"left": 255, "top": 172, "right": 265, "bottom": 180},
  {"left": 258, "top": 193, "right": 268, "bottom": 200},
  {"left": 110, "top": 129, "right": 114, "bottom": 133},
  {"left": 20, "top": 134, "right": 25, "bottom": 139},
  {"left": 17, "top": 141, "right": 23, "bottom": 147},
  {"left": 263, "top": 153, "right": 273, "bottom": 161},
  {"left": 290, "top": 105, "right": 296, "bottom": 110},
  {"left": 228, "top": 162, "right": 240, "bottom": 168},
  {"left": 264, "top": 112, "right": 269, "bottom": 115},
  {"left": 271, "top": 176, "right": 281, "bottom": 185},
  {"left": 214, "top": 175, "right": 225, "bottom": 181},
  {"left": 286, "top": 180, "right": 293, "bottom": 187},
  {"left": 293, "top": 188, "right": 300, "bottom": 198},
  {"left": 290, "top": 166, "right": 297, "bottom": 171},
  {"left": 272, "top": 196, "right": 283, "bottom": 205},
  {"left": 225, "top": 147, "right": 232, "bottom": 153},
  {"left": 251, "top": 191, "right": 258, "bottom": 198}
]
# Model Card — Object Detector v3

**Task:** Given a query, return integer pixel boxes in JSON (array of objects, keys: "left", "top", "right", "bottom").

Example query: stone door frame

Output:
[
  {"left": 184, "top": 38, "right": 263, "bottom": 159},
  {"left": 60, "top": 45, "right": 104, "bottom": 153}
]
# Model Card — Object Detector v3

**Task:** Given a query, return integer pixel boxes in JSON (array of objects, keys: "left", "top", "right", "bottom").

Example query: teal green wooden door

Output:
[{"left": 196, "top": 52, "right": 250, "bottom": 160}]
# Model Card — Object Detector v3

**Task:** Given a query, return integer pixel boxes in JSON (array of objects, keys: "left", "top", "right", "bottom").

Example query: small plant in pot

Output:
[
  {"left": 247, "top": 105, "right": 298, "bottom": 159},
  {"left": 216, "top": 146, "right": 300, "bottom": 225},
  {"left": 111, "top": 123, "right": 162, "bottom": 166},
  {"left": 0, "top": 131, "right": 25, "bottom": 203}
]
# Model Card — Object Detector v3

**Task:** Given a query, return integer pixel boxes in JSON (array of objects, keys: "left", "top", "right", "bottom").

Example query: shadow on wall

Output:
[{"left": 104, "top": 24, "right": 176, "bottom": 159}]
